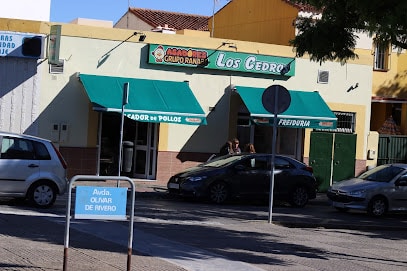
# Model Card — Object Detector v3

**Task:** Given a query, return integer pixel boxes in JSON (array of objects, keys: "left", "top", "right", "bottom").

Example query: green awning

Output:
[
  {"left": 80, "top": 74, "right": 206, "bottom": 125},
  {"left": 236, "top": 86, "right": 337, "bottom": 129}
]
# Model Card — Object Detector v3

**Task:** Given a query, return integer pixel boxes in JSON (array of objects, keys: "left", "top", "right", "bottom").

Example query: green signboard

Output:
[
  {"left": 124, "top": 112, "right": 206, "bottom": 125},
  {"left": 148, "top": 44, "right": 295, "bottom": 76}
]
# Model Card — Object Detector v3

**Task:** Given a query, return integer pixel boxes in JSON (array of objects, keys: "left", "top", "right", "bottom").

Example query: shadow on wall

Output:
[
  {"left": 176, "top": 87, "right": 232, "bottom": 162},
  {"left": 0, "top": 57, "right": 40, "bottom": 135},
  {"left": 375, "top": 69, "right": 407, "bottom": 98}
]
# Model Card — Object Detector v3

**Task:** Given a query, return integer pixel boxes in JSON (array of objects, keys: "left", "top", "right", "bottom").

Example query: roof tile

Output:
[{"left": 130, "top": 8, "right": 210, "bottom": 31}]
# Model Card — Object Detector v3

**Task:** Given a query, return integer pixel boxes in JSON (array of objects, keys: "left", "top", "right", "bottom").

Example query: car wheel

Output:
[
  {"left": 367, "top": 196, "right": 387, "bottom": 217},
  {"left": 28, "top": 181, "right": 57, "bottom": 208},
  {"left": 289, "top": 186, "right": 309, "bottom": 207},
  {"left": 209, "top": 181, "right": 229, "bottom": 204}
]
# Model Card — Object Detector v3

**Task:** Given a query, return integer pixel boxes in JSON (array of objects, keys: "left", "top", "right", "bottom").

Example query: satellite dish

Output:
[{"left": 261, "top": 85, "right": 291, "bottom": 114}]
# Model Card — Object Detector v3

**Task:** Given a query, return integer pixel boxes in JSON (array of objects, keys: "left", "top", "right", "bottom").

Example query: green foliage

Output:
[{"left": 289, "top": 0, "right": 407, "bottom": 63}]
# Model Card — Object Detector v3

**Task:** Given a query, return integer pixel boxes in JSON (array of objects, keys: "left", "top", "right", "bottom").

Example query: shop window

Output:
[{"left": 373, "top": 41, "right": 390, "bottom": 71}]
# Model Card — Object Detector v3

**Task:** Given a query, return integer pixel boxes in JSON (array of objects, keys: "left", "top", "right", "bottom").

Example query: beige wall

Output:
[{"left": 0, "top": 18, "right": 373, "bottom": 158}]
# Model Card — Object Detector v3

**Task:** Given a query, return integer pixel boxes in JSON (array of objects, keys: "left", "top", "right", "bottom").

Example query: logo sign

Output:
[
  {"left": 74, "top": 186, "right": 127, "bottom": 220},
  {"left": 148, "top": 44, "right": 295, "bottom": 76}
]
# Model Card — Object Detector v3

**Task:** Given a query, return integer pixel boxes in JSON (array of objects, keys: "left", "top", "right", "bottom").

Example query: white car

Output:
[
  {"left": 0, "top": 131, "right": 68, "bottom": 207},
  {"left": 327, "top": 164, "right": 407, "bottom": 217}
]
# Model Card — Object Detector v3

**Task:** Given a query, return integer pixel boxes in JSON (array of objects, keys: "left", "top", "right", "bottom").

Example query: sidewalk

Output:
[{"left": 0, "top": 211, "right": 188, "bottom": 271}]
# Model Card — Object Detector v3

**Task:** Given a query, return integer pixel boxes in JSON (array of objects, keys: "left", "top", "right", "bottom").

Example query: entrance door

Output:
[
  {"left": 133, "top": 122, "right": 158, "bottom": 179},
  {"left": 332, "top": 133, "right": 356, "bottom": 183},
  {"left": 309, "top": 132, "right": 334, "bottom": 192},
  {"left": 309, "top": 132, "right": 357, "bottom": 192}
]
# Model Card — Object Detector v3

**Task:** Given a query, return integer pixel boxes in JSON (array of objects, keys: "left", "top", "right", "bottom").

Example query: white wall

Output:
[{"left": 0, "top": 0, "right": 50, "bottom": 21}]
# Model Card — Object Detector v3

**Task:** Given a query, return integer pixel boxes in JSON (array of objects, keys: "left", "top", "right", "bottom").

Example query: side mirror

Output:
[{"left": 396, "top": 176, "right": 407, "bottom": 186}]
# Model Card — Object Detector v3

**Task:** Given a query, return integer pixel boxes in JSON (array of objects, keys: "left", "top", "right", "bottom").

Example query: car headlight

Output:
[
  {"left": 348, "top": 190, "right": 366, "bottom": 197},
  {"left": 185, "top": 176, "right": 207, "bottom": 182}
]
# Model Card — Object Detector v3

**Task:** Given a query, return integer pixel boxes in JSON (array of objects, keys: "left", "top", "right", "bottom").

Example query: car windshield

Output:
[
  {"left": 358, "top": 165, "right": 405, "bottom": 182},
  {"left": 203, "top": 155, "right": 243, "bottom": 168}
]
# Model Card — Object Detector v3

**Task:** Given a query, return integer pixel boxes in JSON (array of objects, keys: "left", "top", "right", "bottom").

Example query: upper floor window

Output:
[{"left": 374, "top": 41, "right": 390, "bottom": 71}]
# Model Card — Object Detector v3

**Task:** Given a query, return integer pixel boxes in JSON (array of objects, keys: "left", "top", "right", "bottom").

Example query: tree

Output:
[{"left": 289, "top": 0, "right": 407, "bottom": 63}]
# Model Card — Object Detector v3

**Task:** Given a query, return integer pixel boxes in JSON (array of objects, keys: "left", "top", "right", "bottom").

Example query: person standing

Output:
[
  {"left": 244, "top": 143, "right": 256, "bottom": 153},
  {"left": 231, "top": 138, "right": 241, "bottom": 154},
  {"left": 219, "top": 140, "right": 232, "bottom": 156}
]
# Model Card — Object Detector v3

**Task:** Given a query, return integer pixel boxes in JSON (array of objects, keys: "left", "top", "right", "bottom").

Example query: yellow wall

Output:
[{"left": 211, "top": 0, "right": 298, "bottom": 45}]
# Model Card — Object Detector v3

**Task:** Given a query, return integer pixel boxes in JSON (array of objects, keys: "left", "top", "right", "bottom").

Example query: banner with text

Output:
[{"left": 148, "top": 44, "right": 295, "bottom": 76}]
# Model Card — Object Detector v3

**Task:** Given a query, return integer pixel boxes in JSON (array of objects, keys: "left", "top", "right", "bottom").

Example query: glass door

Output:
[{"left": 133, "top": 122, "right": 158, "bottom": 179}]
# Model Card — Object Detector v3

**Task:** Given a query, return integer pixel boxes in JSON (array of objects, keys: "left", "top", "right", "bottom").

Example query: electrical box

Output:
[
  {"left": 60, "top": 123, "right": 69, "bottom": 143},
  {"left": 51, "top": 123, "right": 60, "bottom": 142},
  {"left": 368, "top": 149, "right": 376, "bottom": 160}
]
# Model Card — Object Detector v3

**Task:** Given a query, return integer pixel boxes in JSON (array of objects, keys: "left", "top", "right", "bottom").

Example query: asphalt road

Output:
[{"left": 1, "top": 190, "right": 407, "bottom": 271}]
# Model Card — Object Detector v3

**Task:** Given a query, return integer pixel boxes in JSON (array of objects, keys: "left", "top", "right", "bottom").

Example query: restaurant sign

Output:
[
  {"left": 124, "top": 112, "right": 206, "bottom": 125},
  {"left": 148, "top": 44, "right": 295, "bottom": 76},
  {"left": 252, "top": 117, "right": 336, "bottom": 129}
]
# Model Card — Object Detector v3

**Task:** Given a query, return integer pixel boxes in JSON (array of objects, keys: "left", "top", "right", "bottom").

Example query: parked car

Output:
[
  {"left": 0, "top": 131, "right": 68, "bottom": 207},
  {"left": 167, "top": 153, "right": 317, "bottom": 207},
  {"left": 327, "top": 164, "right": 407, "bottom": 217}
]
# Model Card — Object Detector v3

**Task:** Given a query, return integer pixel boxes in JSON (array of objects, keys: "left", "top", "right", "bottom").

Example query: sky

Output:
[{"left": 50, "top": 0, "right": 230, "bottom": 24}]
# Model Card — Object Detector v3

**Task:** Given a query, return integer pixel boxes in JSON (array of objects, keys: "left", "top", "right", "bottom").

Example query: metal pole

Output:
[
  {"left": 118, "top": 107, "right": 125, "bottom": 177},
  {"left": 268, "top": 88, "right": 279, "bottom": 223},
  {"left": 96, "top": 112, "right": 102, "bottom": 176},
  {"left": 63, "top": 179, "right": 74, "bottom": 271},
  {"left": 118, "top": 83, "right": 129, "bottom": 186}
]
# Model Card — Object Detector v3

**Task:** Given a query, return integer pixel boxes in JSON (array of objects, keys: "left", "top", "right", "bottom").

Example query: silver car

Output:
[
  {"left": 0, "top": 131, "right": 68, "bottom": 207},
  {"left": 327, "top": 164, "right": 407, "bottom": 216}
]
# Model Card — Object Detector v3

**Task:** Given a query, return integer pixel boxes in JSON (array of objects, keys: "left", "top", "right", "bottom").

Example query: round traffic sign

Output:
[{"left": 262, "top": 85, "right": 291, "bottom": 114}]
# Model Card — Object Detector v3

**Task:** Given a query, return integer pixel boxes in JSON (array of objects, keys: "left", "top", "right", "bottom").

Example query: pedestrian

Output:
[
  {"left": 244, "top": 143, "right": 256, "bottom": 153},
  {"left": 231, "top": 138, "right": 241, "bottom": 154},
  {"left": 219, "top": 140, "right": 232, "bottom": 156}
]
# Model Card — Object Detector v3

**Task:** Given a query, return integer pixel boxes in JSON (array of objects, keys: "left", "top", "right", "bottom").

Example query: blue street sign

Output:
[{"left": 74, "top": 186, "right": 127, "bottom": 220}]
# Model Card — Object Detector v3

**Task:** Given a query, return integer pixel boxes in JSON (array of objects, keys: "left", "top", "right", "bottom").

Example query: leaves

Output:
[{"left": 289, "top": 0, "right": 407, "bottom": 62}]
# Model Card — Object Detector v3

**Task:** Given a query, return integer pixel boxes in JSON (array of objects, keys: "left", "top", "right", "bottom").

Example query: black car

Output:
[{"left": 167, "top": 153, "right": 317, "bottom": 207}]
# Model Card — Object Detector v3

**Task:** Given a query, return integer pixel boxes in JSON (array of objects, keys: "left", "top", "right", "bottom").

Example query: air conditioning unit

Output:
[
  {"left": 317, "top": 70, "right": 329, "bottom": 84},
  {"left": 49, "top": 59, "right": 64, "bottom": 74}
]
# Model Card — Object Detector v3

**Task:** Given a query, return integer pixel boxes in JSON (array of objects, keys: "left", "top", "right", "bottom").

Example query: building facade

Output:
[{"left": 0, "top": 18, "right": 373, "bottom": 187}]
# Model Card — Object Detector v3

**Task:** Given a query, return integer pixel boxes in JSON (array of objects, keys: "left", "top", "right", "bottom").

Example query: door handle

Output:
[{"left": 28, "top": 164, "right": 39, "bottom": 168}]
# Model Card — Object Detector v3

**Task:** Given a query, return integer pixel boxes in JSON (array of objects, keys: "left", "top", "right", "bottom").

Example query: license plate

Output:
[{"left": 168, "top": 183, "right": 180, "bottom": 189}]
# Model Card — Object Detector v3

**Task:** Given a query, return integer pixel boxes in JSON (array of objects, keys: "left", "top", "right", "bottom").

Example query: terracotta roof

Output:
[
  {"left": 129, "top": 8, "right": 210, "bottom": 31},
  {"left": 284, "top": 0, "right": 321, "bottom": 13}
]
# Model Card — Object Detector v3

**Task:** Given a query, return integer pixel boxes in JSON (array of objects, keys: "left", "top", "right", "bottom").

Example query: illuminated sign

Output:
[{"left": 148, "top": 44, "right": 295, "bottom": 76}]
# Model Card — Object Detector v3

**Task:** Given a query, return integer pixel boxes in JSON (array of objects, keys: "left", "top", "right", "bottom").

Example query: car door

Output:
[
  {"left": 235, "top": 155, "right": 270, "bottom": 197},
  {"left": 272, "top": 157, "right": 295, "bottom": 198},
  {"left": 392, "top": 175, "right": 407, "bottom": 210},
  {"left": 0, "top": 136, "right": 40, "bottom": 195}
]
